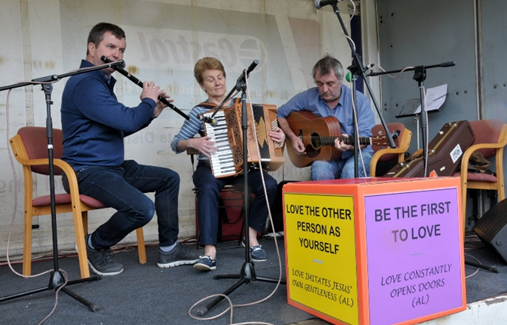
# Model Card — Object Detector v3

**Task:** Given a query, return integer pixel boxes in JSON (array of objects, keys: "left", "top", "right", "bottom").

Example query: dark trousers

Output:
[
  {"left": 269, "top": 180, "right": 299, "bottom": 232},
  {"left": 193, "top": 160, "right": 277, "bottom": 246},
  {"left": 63, "top": 160, "right": 180, "bottom": 249}
]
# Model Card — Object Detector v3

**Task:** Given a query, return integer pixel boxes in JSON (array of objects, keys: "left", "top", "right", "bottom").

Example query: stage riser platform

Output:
[{"left": 421, "top": 295, "right": 507, "bottom": 324}]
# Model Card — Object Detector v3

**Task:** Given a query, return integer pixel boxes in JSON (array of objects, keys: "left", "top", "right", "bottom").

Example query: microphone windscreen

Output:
[
  {"left": 345, "top": 72, "right": 352, "bottom": 82},
  {"left": 116, "top": 60, "right": 126, "bottom": 69}
]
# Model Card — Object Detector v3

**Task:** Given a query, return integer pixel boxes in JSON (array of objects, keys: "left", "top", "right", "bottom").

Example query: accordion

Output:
[{"left": 201, "top": 98, "right": 285, "bottom": 178}]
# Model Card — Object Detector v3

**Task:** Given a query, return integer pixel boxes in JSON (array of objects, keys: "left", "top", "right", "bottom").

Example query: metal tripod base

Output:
[
  {"left": 465, "top": 260, "right": 498, "bottom": 273},
  {"left": 0, "top": 270, "right": 101, "bottom": 312},
  {"left": 196, "top": 262, "right": 284, "bottom": 316}
]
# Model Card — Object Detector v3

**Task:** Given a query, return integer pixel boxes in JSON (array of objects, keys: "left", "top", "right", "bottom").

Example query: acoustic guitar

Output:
[{"left": 285, "top": 111, "right": 394, "bottom": 168}]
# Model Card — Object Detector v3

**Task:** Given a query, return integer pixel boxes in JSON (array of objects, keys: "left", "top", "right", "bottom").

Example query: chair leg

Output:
[
  {"left": 499, "top": 184, "right": 506, "bottom": 202},
  {"left": 82, "top": 211, "right": 88, "bottom": 235},
  {"left": 136, "top": 228, "right": 147, "bottom": 264},
  {"left": 23, "top": 213, "right": 34, "bottom": 276},
  {"left": 74, "top": 212, "right": 91, "bottom": 279},
  {"left": 462, "top": 186, "right": 468, "bottom": 238}
]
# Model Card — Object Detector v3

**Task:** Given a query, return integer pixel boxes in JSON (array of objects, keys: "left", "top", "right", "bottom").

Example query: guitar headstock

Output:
[{"left": 371, "top": 130, "right": 400, "bottom": 147}]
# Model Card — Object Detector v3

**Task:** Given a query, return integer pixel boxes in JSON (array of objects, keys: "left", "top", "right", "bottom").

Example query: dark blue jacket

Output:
[{"left": 61, "top": 60, "right": 156, "bottom": 171}]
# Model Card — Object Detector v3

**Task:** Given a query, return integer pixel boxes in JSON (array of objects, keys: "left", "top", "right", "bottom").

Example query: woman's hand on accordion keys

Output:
[
  {"left": 269, "top": 128, "right": 285, "bottom": 147},
  {"left": 190, "top": 136, "right": 217, "bottom": 158}
]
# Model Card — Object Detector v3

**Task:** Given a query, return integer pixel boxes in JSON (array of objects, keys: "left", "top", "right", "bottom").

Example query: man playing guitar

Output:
[{"left": 277, "top": 54, "right": 376, "bottom": 180}]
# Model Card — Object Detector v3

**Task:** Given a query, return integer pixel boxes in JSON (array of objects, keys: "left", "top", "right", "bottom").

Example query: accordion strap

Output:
[
  {"left": 195, "top": 101, "right": 218, "bottom": 110},
  {"left": 195, "top": 98, "right": 241, "bottom": 110}
]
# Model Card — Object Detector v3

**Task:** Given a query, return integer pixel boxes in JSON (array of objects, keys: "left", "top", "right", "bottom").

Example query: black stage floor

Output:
[{"left": 0, "top": 232, "right": 505, "bottom": 325}]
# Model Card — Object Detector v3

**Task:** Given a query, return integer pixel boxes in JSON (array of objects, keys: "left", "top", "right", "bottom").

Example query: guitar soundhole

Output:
[
  {"left": 306, "top": 132, "right": 321, "bottom": 158},
  {"left": 310, "top": 133, "right": 321, "bottom": 149}
]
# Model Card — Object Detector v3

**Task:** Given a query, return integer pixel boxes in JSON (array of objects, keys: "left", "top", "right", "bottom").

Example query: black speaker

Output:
[{"left": 473, "top": 199, "right": 507, "bottom": 263}]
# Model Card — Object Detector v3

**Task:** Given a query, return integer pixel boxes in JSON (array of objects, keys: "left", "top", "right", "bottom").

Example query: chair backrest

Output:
[
  {"left": 469, "top": 119, "right": 506, "bottom": 158},
  {"left": 17, "top": 126, "right": 65, "bottom": 175},
  {"left": 371, "top": 122, "right": 407, "bottom": 162}
]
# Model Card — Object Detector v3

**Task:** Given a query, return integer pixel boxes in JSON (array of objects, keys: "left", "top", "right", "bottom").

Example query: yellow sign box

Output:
[{"left": 285, "top": 193, "right": 358, "bottom": 324}]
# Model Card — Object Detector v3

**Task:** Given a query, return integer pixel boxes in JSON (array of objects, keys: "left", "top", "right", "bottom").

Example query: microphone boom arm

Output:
[{"left": 329, "top": 3, "right": 396, "bottom": 150}]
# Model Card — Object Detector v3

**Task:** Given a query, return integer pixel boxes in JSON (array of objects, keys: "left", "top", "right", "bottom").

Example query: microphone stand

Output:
[
  {"left": 368, "top": 61, "right": 456, "bottom": 177},
  {"left": 329, "top": 3, "right": 396, "bottom": 177},
  {"left": 347, "top": 69, "right": 360, "bottom": 177},
  {"left": 0, "top": 61, "right": 123, "bottom": 311},
  {"left": 196, "top": 61, "right": 281, "bottom": 317}
]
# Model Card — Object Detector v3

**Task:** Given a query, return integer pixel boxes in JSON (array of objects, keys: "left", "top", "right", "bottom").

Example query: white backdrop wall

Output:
[{"left": 0, "top": 0, "right": 369, "bottom": 257}]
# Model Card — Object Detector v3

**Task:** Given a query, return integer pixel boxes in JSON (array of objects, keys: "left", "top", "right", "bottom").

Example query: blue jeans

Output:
[
  {"left": 311, "top": 151, "right": 373, "bottom": 180},
  {"left": 63, "top": 160, "right": 180, "bottom": 249},
  {"left": 193, "top": 160, "right": 277, "bottom": 246}
]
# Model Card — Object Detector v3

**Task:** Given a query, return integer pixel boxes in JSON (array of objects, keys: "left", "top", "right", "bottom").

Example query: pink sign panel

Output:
[{"left": 364, "top": 188, "right": 463, "bottom": 325}]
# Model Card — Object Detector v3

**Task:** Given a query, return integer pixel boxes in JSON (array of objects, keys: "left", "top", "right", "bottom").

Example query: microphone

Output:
[
  {"left": 232, "top": 59, "right": 259, "bottom": 90},
  {"left": 440, "top": 61, "right": 456, "bottom": 68},
  {"left": 103, "top": 59, "right": 125, "bottom": 69},
  {"left": 114, "top": 59, "right": 126, "bottom": 69},
  {"left": 345, "top": 72, "right": 352, "bottom": 83},
  {"left": 111, "top": 60, "right": 126, "bottom": 69},
  {"left": 236, "top": 59, "right": 259, "bottom": 83},
  {"left": 198, "top": 115, "right": 215, "bottom": 126},
  {"left": 345, "top": 64, "right": 374, "bottom": 82},
  {"left": 245, "top": 59, "right": 259, "bottom": 77},
  {"left": 314, "top": 0, "right": 341, "bottom": 9}
]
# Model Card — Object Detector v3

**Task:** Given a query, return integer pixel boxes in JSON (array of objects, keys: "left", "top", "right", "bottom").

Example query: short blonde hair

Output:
[{"left": 194, "top": 57, "right": 226, "bottom": 85}]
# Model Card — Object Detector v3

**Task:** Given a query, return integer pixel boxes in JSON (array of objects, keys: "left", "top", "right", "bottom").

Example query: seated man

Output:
[
  {"left": 277, "top": 54, "right": 375, "bottom": 180},
  {"left": 61, "top": 22, "right": 198, "bottom": 276}
]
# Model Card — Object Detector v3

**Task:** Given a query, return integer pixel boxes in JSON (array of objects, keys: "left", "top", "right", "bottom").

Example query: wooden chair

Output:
[
  {"left": 194, "top": 185, "right": 250, "bottom": 244},
  {"left": 370, "top": 122, "right": 412, "bottom": 176},
  {"left": 453, "top": 119, "right": 507, "bottom": 233},
  {"left": 10, "top": 126, "right": 147, "bottom": 279}
]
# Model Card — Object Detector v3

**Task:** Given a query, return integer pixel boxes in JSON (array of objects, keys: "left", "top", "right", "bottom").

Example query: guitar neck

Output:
[{"left": 318, "top": 136, "right": 372, "bottom": 146}]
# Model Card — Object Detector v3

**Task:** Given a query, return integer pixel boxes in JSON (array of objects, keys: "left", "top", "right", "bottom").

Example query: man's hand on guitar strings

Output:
[{"left": 291, "top": 136, "right": 307, "bottom": 155}]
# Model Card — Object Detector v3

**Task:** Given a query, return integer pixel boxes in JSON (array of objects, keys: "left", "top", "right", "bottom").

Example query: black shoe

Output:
[
  {"left": 193, "top": 255, "right": 217, "bottom": 271},
  {"left": 85, "top": 235, "right": 124, "bottom": 276},
  {"left": 157, "top": 243, "right": 199, "bottom": 268}
]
